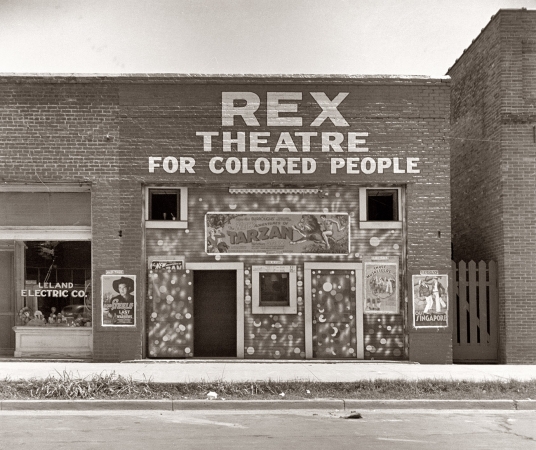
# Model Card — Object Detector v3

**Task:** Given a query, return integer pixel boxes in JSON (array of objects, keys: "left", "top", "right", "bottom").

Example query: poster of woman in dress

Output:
[
  {"left": 364, "top": 261, "right": 398, "bottom": 313},
  {"left": 412, "top": 274, "right": 448, "bottom": 328}
]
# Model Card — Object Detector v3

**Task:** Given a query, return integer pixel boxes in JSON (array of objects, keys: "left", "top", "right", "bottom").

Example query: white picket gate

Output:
[{"left": 452, "top": 260, "right": 499, "bottom": 363}]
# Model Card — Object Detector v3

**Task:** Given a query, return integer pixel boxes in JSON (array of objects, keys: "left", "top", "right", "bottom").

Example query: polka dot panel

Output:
[
  {"left": 148, "top": 270, "right": 194, "bottom": 358},
  {"left": 314, "top": 322, "right": 355, "bottom": 358},
  {"left": 356, "top": 229, "right": 403, "bottom": 256},
  {"left": 312, "top": 270, "right": 357, "bottom": 358},
  {"left": 363, "top": 314, "right": 406, "bottom": 360}
]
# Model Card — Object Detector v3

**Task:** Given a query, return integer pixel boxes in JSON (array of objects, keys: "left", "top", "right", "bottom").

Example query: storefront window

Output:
[{"left": 21, "top": 241, "right": 91, "bottom": 326}]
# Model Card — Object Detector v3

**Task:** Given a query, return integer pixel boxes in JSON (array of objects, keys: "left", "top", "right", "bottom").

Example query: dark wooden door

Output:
[{"left": 194, "top": 270, "right": 237, "bottom": 357}]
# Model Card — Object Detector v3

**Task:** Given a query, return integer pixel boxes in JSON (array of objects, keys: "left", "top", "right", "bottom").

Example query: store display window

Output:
[{"left": 20, "top": 241, "right": 91, "bottom": 327}]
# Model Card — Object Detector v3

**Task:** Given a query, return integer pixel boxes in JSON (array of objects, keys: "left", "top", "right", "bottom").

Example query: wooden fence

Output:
[{"left": 452, "top": 260, "right": 499, "bottom": 363}]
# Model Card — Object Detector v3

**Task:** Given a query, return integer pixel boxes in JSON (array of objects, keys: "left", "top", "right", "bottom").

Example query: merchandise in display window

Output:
[{"left": 20, "top": 241, "right": 91, "bottom": 327}]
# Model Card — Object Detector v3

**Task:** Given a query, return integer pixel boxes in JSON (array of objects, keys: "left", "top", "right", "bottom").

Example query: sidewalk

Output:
[
  {"left": 2, "top": 360, "right": 536, "bottom": 411},
  {"left": 1, "top": 359, "right": 536, "bottom": 383}
]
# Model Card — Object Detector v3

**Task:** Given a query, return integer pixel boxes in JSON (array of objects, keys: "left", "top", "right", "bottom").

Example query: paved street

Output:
[{"left": 1, "top": 409, "right": 536, "bottom": 450}]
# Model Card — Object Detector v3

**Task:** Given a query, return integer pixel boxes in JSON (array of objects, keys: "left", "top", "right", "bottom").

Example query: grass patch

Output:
[{"left": 1, "top": 371, "right": 536, "bottom": 401}]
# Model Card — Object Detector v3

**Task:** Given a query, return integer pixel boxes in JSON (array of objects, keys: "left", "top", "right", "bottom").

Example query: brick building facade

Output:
[
  {"left": 0, "top": 75, "right": 451, "bottom": 363},
  {"left": 448, "top": 9, "right": 536, "bottom": 363}
]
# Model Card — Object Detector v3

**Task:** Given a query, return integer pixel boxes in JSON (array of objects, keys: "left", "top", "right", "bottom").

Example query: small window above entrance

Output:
[
  {"left": 252, "top": 265, "right": 297, "bottom": 314},
  {"left": 359, "top": 187, "right": 402, "bottom": 229},
  {"left": 145, "top": 187, "right": 188, "bottom": 229}
]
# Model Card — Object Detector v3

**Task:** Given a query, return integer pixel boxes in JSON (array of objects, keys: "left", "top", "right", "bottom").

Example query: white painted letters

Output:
[
  {"left": 310, "top": 92, "right": 349, "bottom": 127},
  {"left": 147, "top": 91, "right": 424, "bottom": 177},
  {"left": 221, "top": 91, "right": 349, "bottom": 127},
  {"left": 222, "top": 92, "right": 261, "bottom": 126},
  {"left": 266, "top": 92, "right": 302, "bottom": 127}
]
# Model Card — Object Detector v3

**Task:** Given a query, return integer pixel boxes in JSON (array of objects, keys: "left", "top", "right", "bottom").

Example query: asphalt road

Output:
[{"left": 1, "top": 409, "right": 535, "bottom": 449}]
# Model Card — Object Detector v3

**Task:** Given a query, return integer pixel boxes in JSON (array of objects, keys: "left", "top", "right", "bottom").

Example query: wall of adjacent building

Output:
[{"left": 449, "top": 9, "right": 536, "bottom": 363}]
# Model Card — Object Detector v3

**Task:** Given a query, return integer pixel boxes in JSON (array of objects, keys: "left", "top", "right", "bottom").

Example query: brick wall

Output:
[
  {"left": 449, "top": 9, "right": 536, "bottom": 363},
  {"left": 409, "top": 331, "right": 452, "bottom": 364},
  {"left": 0, "top": 75, "right": 450, "bottom": 362}
]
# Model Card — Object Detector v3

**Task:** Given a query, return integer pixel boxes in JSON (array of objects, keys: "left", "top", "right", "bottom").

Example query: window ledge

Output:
[
  {"left": 359, "top": 221, "right": 402, "bottom": 229},
  {"left": 145, "top": 221, "right": 188, "bottom": 229},
  {"left": 0, "top": 226, "right": 91, "bottom": 240},
  {"left": 252, "top": 305, "right": 297, "bottom": 314}
]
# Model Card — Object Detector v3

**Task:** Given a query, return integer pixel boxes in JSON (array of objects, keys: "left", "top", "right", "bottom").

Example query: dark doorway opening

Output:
[{"left": 193, "top": 270, "right": 237, "bottom": 357}]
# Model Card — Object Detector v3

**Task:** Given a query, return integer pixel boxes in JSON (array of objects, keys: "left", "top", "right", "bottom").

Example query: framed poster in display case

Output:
[
  {"left": 363, "top": 258, "right": 399, "bottom": 314},
  {"left": 412, "top": 272, "right": 448, "bottom": 328},
  {"left": 101, "top": 275, "right": 136, "bottom": 327}
]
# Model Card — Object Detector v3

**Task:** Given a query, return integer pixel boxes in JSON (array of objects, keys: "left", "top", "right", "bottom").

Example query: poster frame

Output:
[
  {"left": 101, "top": 274, "right": 137, "bottom": 327},
  {"left": 205, "top": 211, "right": 350, "bottom": 256},
  {"left": 411, "top": 272, "right": 449, "bottom": 328},
  {"left": 148, "top": 256, "right": 185, "bottom": 271},
  {"left": 363, "top": 258, "right": 400, "bottom": 314}
]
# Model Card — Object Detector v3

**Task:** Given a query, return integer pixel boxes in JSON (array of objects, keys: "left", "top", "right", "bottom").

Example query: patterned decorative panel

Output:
[
  {"left": 243, "top": 265, "right": 306, "bottom": 359},
  {"left": 311, "top": 269, "right": 357, "bottom": 358},
  {"left": 147, "top": 269, "right": 194, "bottom": 358},
  {"left": 363, "top": 315, "right": 405, "bottom": 360}
]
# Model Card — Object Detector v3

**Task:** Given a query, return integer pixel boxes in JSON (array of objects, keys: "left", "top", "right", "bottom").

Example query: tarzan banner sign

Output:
[
  {"left": 205, "top": 212, "right": 349, "bottom": 255},
  {"left": 412, "top": 274, "right": 448, "bottom": 328}
]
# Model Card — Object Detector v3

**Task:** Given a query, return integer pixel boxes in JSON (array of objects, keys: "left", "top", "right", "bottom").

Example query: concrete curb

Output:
[
  {"left": 344, "top": 399, "right": 518, "bottom": 410},
  {"left": 2, "top": 399, "right": 536, "bottom": 411},
  {"left": 515, "top": 400, "right": 536, "bottom": 410},
  {"left": 1, "top": 399, "right": 173, "bottom": 411},
  {"left": 173, "top": 399, "right": 345, "bottom": 410}
]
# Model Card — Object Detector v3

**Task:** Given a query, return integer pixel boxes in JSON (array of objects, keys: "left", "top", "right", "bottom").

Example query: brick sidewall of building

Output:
[{"left": 449, "top": 10, "right": 536, "bottom": 363}]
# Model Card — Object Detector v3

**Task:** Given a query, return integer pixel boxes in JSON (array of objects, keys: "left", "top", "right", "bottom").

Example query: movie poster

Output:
[
  {"left": 101, "top": 275, "right": 136, "bottom": 326},
  {"left": 148, "top": 257, "right": 184, "bottom": 271},
  {"left": 412, "top": 273, "right": 448, "bottom": 328},
  {"left": 364, "top": 261, "right": 399, "bottom": 313},
  {"left": 205, "top": 212, "right": 349, "bottom": 255}
]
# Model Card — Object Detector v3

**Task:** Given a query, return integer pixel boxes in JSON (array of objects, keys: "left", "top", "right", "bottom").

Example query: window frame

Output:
[
  {"left": 21, "top": 240, "right": 92, "bottom": 326},
  {"left": 144, "top": 187, "right": 188, "bottom": 229},
  {"left": 359, "top": 187, "right": 403, "bottom": 229},
  {"left": 251, "top": 265, "right": 297, "bottom": 314}
]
